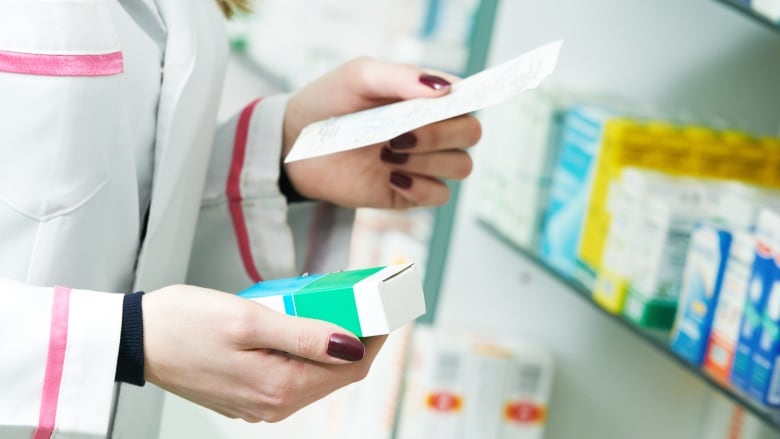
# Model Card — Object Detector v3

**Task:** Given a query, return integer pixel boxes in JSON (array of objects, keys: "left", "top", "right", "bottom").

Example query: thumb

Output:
[
  {"left": 342, "top": 57, "right": 458, "bottom": 102},
  {"left": 250, "top": 304, "right": 367, "bottom": 364}
]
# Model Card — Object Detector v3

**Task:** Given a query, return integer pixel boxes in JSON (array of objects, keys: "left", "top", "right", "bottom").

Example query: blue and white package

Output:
[
  {"left": 671, "top": 226, "right": 733, "bottom": 366},
  {"left": 748, "top": 258, "right": 780, "bottom": 406},
  {"left": 730, "top": 246, "right": 775, "bottom": 393},
  {"left": 538, "top": 105, "right": 613, "bottom": 277},
  {"left": 730, "top": 209, "right": 780, "bottom": 394}
]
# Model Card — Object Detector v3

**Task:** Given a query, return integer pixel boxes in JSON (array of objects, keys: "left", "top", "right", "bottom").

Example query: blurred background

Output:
[{"left": 161, "top": 0, "right": 780, "bottom": 438}]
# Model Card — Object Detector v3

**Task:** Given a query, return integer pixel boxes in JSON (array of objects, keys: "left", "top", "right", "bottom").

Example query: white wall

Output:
[{"left": 434, "top": 0, "right": 780, "bottom": 438}]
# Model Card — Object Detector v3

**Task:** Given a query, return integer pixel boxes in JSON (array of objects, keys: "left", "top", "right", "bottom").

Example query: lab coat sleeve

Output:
[
  {"left": 0, "top": 279, "right": 122, "bottom": 439},
  {"left": 188, "top": 95, "right": 355, "bottom": 293}
]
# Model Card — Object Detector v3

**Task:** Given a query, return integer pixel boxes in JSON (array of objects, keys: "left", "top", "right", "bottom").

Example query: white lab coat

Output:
[{"left": 0, "top": 0, "right": 354, "bottom": 438}]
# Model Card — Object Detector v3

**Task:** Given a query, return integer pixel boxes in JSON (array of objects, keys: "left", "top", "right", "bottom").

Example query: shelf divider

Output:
[{"left": 715, "top": 0, "right": 780, "bottom": 32}]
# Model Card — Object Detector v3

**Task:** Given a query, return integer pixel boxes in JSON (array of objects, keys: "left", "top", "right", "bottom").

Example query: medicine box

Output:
[
  {"left": 237, "top": 263, "right": 425, "bottom": 337},
  {"left": 621, "top": 205, "right": 694, "bottom": 331},
  {"left": 703, "top": 232, "right": 756, "bottom": 383},
  {"left": 730, "top": 242, "right": 777, "bottom": 394},
  {"left": 396, "top": 327, "right": 554, "bottom": 439},
  {"left": 477, "top": 87, "right": 569, "bottom": 250},
  {"left": 748, "top": 258, "right": 780, "bottom": 407},
  {"left": 730, "top": 209, "right": 780, "bottom": 394},
  {"left": 594, "top": 168, "right": 696, "bottom": 316},
  {"left": 746, "top": 209, "right": 780, "bottom": 406},
  {"left": 670, "top": 225, "right": 734, "bottom": 366},
  {"left": 538, "top": 105, "right": 616, "bottom": 277}
]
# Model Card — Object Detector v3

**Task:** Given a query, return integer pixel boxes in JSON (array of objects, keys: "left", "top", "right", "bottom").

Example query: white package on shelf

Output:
[
  {"left": 476, "top": 87, "right": 574, "bottom": 249},
  {"left": 396, "top": 326, "right": 554, "bottom": 439}
]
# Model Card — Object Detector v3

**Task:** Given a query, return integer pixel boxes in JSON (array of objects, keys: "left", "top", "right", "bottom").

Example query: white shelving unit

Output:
[{"left": 430, "top": 0, "right": 780, "bottom": 438}]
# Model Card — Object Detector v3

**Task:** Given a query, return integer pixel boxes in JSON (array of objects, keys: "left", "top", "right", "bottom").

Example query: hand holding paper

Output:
[{"left": 285, "top": 40, "right": 562, "bottom": 163}]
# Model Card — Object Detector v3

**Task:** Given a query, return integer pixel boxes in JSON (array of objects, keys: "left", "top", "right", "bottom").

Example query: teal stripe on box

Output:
[
  {"left": 237, "top": 273, "right": 325, "bottom": 299},
  {"left": 283, "top": 295, "right": 296, "bottom": 316},
  {"left": 291, "top": 266, "right": 385, "bottom": 336}
]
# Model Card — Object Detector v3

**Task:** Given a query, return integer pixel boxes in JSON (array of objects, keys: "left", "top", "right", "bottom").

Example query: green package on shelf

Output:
[
  {"left": 622, "top": 288, "right": 678, "bottom": 330},
  {"left": 237, "top": 263, "right": 426, "bottom": 337}
]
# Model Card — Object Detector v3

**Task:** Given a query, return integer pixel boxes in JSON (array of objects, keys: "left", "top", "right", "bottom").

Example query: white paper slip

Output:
[{"left": 284, "top": 39, "right": 563, "bottom": 163}]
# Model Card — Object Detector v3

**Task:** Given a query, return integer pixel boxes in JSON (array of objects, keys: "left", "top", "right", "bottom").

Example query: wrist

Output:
[
  {"left": 279, "top": 162, "right": 311, "bottom": 203},
  {"left": 281, "top": 94, "right": 303, "bottom": 161}
]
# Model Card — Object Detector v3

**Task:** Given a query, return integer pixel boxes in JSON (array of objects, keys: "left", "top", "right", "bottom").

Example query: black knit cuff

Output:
[
  {"left": 115, "top": 291, "right": 146, "bottom": 386},
  {"left": 279, "top": 163, "right": 310, "bottom": 203}
]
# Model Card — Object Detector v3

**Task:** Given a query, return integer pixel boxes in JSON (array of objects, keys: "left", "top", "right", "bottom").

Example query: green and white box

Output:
[{"left": 237, "top": 263, "right": 425, "bottom": 337}]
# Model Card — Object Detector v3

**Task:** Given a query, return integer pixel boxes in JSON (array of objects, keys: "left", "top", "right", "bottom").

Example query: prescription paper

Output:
[{"left": 285, "top": 40, "right": 562, "bottom": 163}]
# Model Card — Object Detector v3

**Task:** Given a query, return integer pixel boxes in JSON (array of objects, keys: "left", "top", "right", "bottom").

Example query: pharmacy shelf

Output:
[
  {"left": 477, "top": 218, "right": 780, "bottom": 432},
  {"left": 715, "top": 0, "right": 780, "bottom": 32}
]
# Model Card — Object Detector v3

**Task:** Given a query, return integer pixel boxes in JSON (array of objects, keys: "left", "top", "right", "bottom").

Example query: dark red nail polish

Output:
[
  {"left": 381, "top": 147, "right": 410, "bottom": 164},
  {"left": 389, "top": 132, "right": 417, "bottom": 150},
  {"left": 327, "top": 333, "right": 365, "bottom": 362},
  {"left": 389, "top": 172, "right": 413, "bottom": 190},
  {"left": 419, "top": 74, "right": 451, "bottom": 90}
]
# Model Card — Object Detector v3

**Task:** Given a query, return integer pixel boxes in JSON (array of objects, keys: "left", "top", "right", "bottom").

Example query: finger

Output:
[
  {"left": 381, "top": 148, "right": 473, "bottom": 181},
  {"left": 297, "top": 335, "right": 388, "bottom": 392},
  {"left": 288, "top": 335, "right": 390, "bottom": 410},
  {"left": 248, "top": 305, "right": 367, "bottom": 365},
  {"left": 341, "top": 57, "right": 457, "bottom": 101},
  {"left": 361, "top": 335, "right": 388, "bottom": 363},
  {"left": 388, "top": 172, "right": 451, "bottom": 207},
  {"left": 388, "top": 115, "right": 482, "bottom": 153}
]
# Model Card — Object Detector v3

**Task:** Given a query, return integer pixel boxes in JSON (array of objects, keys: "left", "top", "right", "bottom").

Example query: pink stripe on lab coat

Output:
[
  {"left": 33, "top": 286, "right": 72, "bottom": 439},
  {"left": 0, "top": 50, "right": 123, "bottom": 76}
]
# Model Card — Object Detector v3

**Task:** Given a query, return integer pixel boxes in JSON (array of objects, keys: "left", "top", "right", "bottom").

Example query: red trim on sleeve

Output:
[
  {"left": 0, "top": 50, "right": 124, "bottom": 77},
  {"left": 33, "top": 286, "right": 71, "bottom": 439},
  {"left": 227, "top": 99, "right": 264, "bottom": 283}
]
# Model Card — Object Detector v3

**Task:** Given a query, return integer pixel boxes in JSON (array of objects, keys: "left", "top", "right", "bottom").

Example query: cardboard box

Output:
[
  {"left": 396, "top": 327, "right": 554, "bottom": 439},
  {"left": 730, "top": 242, "right": 776, "bottom": 394},
  {"left": 748, "top": 257, "right": 780, "bottom": 407},
  {"left": 746, "top": 209, "right": 780, "bottom": 406},
  {"left": 238, "top": 263, "right": 425, "bottom": 337},
  {"left": 538, "top": 105, "right": 617, "bottom": 277},
  {"left": 671, "top": 225, "right": 734, "bottom": 366},
  {"left": 730, "top": 209, "right": 780, "bottom": 394},
  {"left": 703, "top": 232, "right": 756, "bottom": 383}
]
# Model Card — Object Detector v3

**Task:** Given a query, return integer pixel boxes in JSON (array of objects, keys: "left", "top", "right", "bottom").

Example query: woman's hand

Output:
[
  {"left": 142, "top": 285, "right": 386, "bottom": 422},
  {"left": 282, "top": 57, "right": 482, "bottom": 209}
]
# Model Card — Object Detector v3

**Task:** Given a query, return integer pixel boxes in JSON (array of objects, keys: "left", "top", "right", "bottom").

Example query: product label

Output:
[{"left": 770, "top": 356, "right": 780, "bottom": 405}]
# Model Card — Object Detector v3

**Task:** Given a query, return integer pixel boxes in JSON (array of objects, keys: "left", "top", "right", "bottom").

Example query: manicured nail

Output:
[
  {"left": 389, "top": 172, "right": 413, "bottom": 190},
  {"left": 381, "top": 147, "right": 409, "bottom": 164},
  {"left": 327, "top": 333, "right": 365, "bottom": 362},
  {"left": 419, "top": 74, "right": 451, "bottom": 90},
  {"left": 389, "top": 132, "right": 417, "bottom": 150}
]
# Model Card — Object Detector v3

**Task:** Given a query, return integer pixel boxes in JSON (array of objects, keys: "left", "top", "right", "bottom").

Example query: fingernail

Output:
[
  {"left": 419, "top": 74, "right": 451, "bottom": 90},
  {"left": 381, "top": 147, "right": 409, "bottom": 164},
  {"left": 389, "top": 132, "right": 417, "bottom": 150},
  {"left": 327, "top": 333, "right": 365, "bottom": 362},
  {"left": 389, "top": 172, "right": 413, "bottom": 190}
]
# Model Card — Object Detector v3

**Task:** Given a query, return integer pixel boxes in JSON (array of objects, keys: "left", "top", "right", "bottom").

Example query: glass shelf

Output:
[
  {"left": 715, "top": 0, "right": 780, "bottom": 32},
  {"left": 477, "top": 218, "right": 780, "bottom": 432}
]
